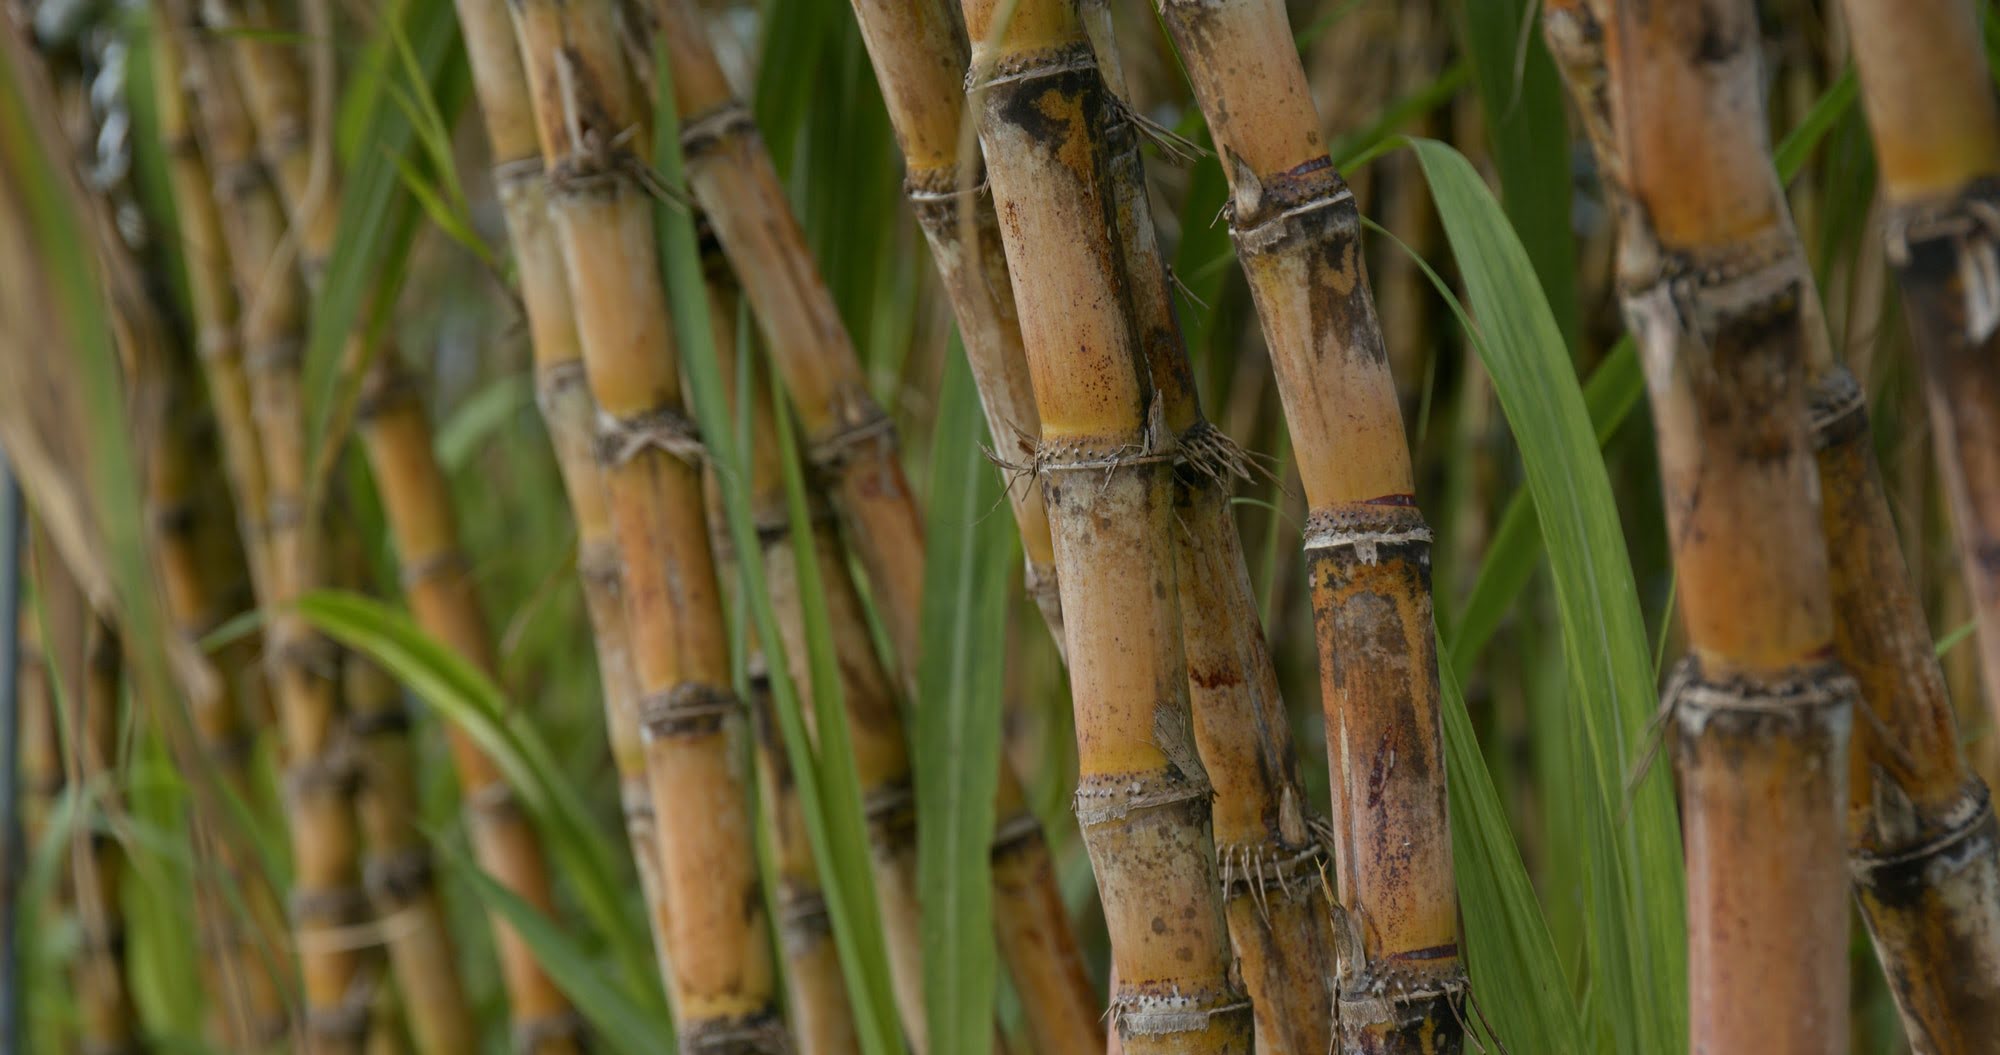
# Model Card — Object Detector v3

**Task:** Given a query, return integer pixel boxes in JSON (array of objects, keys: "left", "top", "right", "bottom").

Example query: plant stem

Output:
[
  {"left": 961, "top": 1, "right": 1249, "bottom": 1050},
  {"left": 1147, "top": 0, "right": 1465, "bottom": 1044},
  {"left": 509, "top": 1, "right": 784, "bottom": 1046},
  {"left": 1591, "top": 3, "right": 1856, "bottom": 1049},
  {"left": 451, "top": 0, "right": 679, "bottom": 990}
]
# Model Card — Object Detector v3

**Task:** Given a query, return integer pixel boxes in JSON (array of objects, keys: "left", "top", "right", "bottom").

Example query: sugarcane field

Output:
[{"left": 4, "top": 0, "right": 2000, "bottom": 1050}]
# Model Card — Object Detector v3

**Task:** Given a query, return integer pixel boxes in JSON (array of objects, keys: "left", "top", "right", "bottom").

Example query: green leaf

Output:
[
  {"left": 293, "top": 589, "right": 664, "bottom": 1004},
  {"left": 1455, "top": 0, "right": 1578, "bottom": 349},
  {"left": 458, "top": 860, "right": 672, "bottom": 1054},
  {"left": 914, "top": 342, "right": 1010, "bottom": 1052},
  {"left": 1439, "top": 652, "right": 1585, "bottom": 1052},
  {"left": 1411, "top": 137, "right": 1687, "bottom": 1054},
  {"left": 436, "top": 373, "right": 534, "bottom": 472}
]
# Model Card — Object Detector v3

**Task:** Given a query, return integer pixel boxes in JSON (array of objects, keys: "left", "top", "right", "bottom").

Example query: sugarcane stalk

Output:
[
  {"left": 448, "top": 0, "right": 678, "bottom": 989},
  {"left": 200, "top": 0, "right": 586, "bottom": 1042},
  {"left": 508, "top": 0, "right": 783, "bottom": 1046},
  {"left": 844, "top": 0, "right": 1063, "bottom": 644},
  {"left": 1589, "top": 2, "right": 1856, "bottom": 1049},
  {"left": 1068, "top": 9, "right": 1339, "bottom": 1051},
  {"left": 1547, "top": 2, "right": 2000, "bottom": 1048},
  {"left": 1145, "top": 0, "right": 1464, "bottom": 1046},
  {"left": 163, "top": 10, "right": 421, "bottom": 1049},
  {"left": 665, "top": 4, "right": 1101, "bottom": 1044},
  {"left": 1837, "top": 0, "right": 2000, "bottom": 788},
  {"left": 961, "top": 1, "right": 1249, "bottom": 1050}
]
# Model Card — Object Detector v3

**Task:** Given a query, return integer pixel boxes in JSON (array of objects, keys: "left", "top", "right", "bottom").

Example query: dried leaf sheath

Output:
[
  {"left": 1548, "top": 0, "right": 2000, "bottom": 1045},
  {"left": 1146, "top": 0, "right": 1463, "bottom": 1045},
  {"left": 508, "top": 0, "right": 783, "bottom": 1046},
  {"left": 1605, "top": 2, "right": 1855, "bottom": 1049},
  {"left": 1838, "top": 0, "right": 2000, "bottom": 762},
  {"left": 961, "top": 3, "right": 1248, "bottom": 1050}
]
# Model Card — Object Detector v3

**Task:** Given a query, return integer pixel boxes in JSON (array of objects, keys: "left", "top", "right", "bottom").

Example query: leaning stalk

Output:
[
  {"left": 1599, "top": 2, "right": 1856, "bottom": 1048},
  {"left": 844, "top": 0, "right": 1063, "bottom": 643},
  {"left": 1148, "top": 0, "right": 1464, "bottom": 1044},
  {"left": 510, "top": 0, "right": 783, "bottom": 1045},
  {"left": 1547, "top": 2, "right": 2000, "bottom": 1047},
  {"left": 961, "top": 1, "right": 1249, "bottom": 1050},
  {"left": 1837, "top": 0, "right": 2000, "bottom": 768}
]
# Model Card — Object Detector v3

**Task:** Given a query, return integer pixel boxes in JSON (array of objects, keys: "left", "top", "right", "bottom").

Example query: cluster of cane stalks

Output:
[{"left": 6, "top": 0, "right": 2000, "bottom": 1052}]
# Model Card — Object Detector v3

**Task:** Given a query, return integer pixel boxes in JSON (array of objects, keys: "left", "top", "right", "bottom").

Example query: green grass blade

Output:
[
  {"left": 1439, "top": 651, "right": 1584, "bottom": 1051},
  {"left": 914, "top": 342, "right": 1009, "bottom": 1052},
  {"left": 459, "top": 862, "right": 673, "bottom": 1054},
  {"left": 1454, "top": 0, "right": 1577, "bottom": 349},
  {"left": 293, "top": 588, "right": 663, "bottom": 1002},
  {"left": 1411, "top": 137, "right": 1687, "bottom": 1054}
]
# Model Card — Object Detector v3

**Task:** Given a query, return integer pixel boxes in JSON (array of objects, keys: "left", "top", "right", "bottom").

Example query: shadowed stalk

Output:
[
  {"left": 204, "top": 0, "right": 585, "bottom": 1043},
  {"left": 657, "top": 6, "right": 1100, "bottom": 1047},
  {"left": 161, "top": 7, "right": 464, "bottom": 1049},
  {"left": 843, "top": 0, "right": 1063, "bottom": 647},
  {"left": 704, "top": 281, "right": 862, "bottom": 1053},
  {"left": 1835, "top": 0, "right": 2000, "bottom": 738},
  {"left": 1548, "top": 2, "right": 2000, "bottom": 1048},
  {"left": 449, "top": 0, "right": 676, "bottom": 988},
  {"left": 1076, "top": 9, "right": 1338, "bottom": 1052},
  {"left": 1146, "top": 0, "right": 1465, "bottom": 1045},
  {"left": 509, "top": 0, "right": 784, "bottom": 1046},
  {"left": 960, "top": 1, "right": 1249, "bottom": 1050},
  {"left": 1597, "top": 2, "right": 1855, "bottom": 1049}
]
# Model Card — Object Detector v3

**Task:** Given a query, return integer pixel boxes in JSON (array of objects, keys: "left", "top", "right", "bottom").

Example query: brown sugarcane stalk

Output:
[
  {"left": 1545, "top": 2, "right": 2000, "bottom": 1048},
  {"left": 1146, "top": 0, "right": 1465, "bottom": 1045},
  {"left": 162, "top": 9, "right": 430, "bottom": 1049},
  {"left": 507, "top": 0, "right": 784, "bottom": 1046},
  {"left": 844, "top": 0, "right": 1064, "bottom": 645},
  {"left": 698, "top": 265, "right": 864, "bottom": 1055},
  {"left": 661, "top": 6, "right": 1101, "bottom": 1046},
  {"left": 651, "top": 0, "right": 925, "bottom": 666},
  {"left": 201, "top": 0, "right": 585, "bottom": 1043},
  {"left": 1078, "top": 13, "right": 1339, "bottom": 1053},
  {"left": 1838, "top": 0, "right": 2000, "bottom": 788},
  {"left": 960, "top": 1, "right": 1249, "bottom": 1050},
  {"left": 1595, "top": 1, "right": 1856, "bottom": 1049},
  {"left": 448, "top": 0, "right": 678, "bottom": 988}
]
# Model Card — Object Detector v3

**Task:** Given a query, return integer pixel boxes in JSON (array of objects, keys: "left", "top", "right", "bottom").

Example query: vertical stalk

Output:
[
  {"left": 1079, "top": 14, "right": 1338, "bottom": 1053},
  {"left": 1838, "top": 0, "right": 2000, "bottom": 769},
  {"left": 204, "top": 0, "right": 584, "bottom": 1042},
  {"left": 164, "top": 10, "right": 432, "bottom": 1049},
  {"left": 961, "top": 1, "right": 1249, "bottom": 1051},
  {"left": 1548, "top": 1, "right": 2000, "bottom": 1048},
  {"left": 1147, "top": 0, "right": 1465, "bottom": 1045},
  {"left": 509, "top": 0, "right": 784, "bottom": 1046},
  {"left": 0, "top": 459, "right": 21, "bottom": 1055},
  {"left": 656, "top": 6, "right": 1100, "bottom": 1049},
  {"left": 450, "top": 0, "right": 677, "bottom": 986},
  {"left": 1599, "top": 2, "right": 1855, "bottom": 1049},
  {"left": 704, "top": 280, "right": 862, "bottom": 1051}
]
